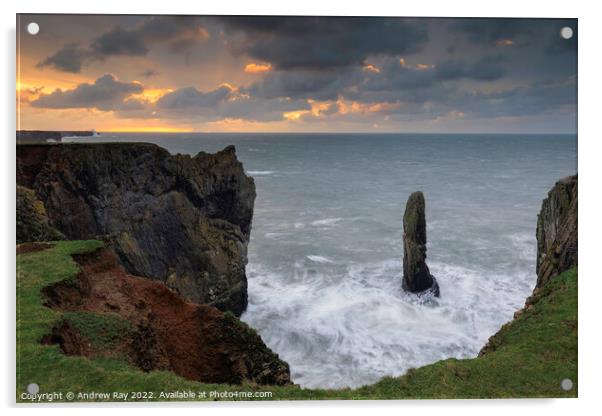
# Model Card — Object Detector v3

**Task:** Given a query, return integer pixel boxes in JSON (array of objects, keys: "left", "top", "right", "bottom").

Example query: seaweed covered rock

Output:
[
  {"left": 536, "top": 175, "right": 578, "bottom": 289},
  {"left": 17, "top": 143, "right": 255, "bottom": 316},
  {"left": 402, "top": 191, "right": 439, "bottom": 296},
  {"left": 16, "top": 185, "right": 64, "bottom": 244}
]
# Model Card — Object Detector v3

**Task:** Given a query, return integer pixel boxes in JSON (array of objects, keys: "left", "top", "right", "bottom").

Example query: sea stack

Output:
[{"left": 402, "top": 191, "right": 440, "bottom": 296}]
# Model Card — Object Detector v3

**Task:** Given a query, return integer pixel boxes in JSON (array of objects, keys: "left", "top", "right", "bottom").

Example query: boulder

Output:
[{"left": 402, "top": 191, "right": 440, "bottom": 296}]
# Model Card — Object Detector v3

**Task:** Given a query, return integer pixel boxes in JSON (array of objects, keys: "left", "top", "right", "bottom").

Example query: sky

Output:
[{"left": 17, "top": 15, "right": 577, "bottom": 133}]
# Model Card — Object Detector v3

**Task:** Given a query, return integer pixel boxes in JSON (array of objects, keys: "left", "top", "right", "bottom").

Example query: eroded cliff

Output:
[{"left": 41, "top": 247, "right": 291, "bottom": 386}]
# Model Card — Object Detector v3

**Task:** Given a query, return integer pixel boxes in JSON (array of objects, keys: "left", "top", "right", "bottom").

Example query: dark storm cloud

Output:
[
  {"left": 30, "top": 74, "right": 143, "bottom": 111},
  {"left": 218, "top": 96, "right": 311, "bottom": 122},
  {"left": 38, "top": 16, "right": 209, "bottom": 73},
  {"left": 434, "top": 56, "right": 505, "bottom": 81},
  {"left": 91, "top": 27, "right": 150, "bottom": 56},
  {"left": 465, "top": 77, "right": 577, "bottom": 117},
  {"left": 220, "top": 16, "right": 428, "bottom": 70},
  {"left": 156, "top": 85, "right": 234, "bottom": 109},
  {"left": 154, "top": 85, "right": 311, "bottom": 122},
  {"left": 36, "top": 43, "right": 90, "bottom": 73},
  {"left": 247, "top": 54, "right": 506, "bottom": 103},
  {"left": 246, "top": 68, "right": 364, "bottom": 100},
  {"left": 452, "top": 18, "right": 531, "bottom": 44},
  {"left": 452, "top": 17, "right": 578, "bottom": 54}
]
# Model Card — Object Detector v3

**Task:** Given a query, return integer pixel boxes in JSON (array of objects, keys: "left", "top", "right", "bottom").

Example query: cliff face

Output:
[
  {"left": 17, "top": 143, "right": 256, "bottom": 316},
  {"left": 16, "top": 185, "right": 64, "bottom": 244},
  {"left": 480, "top": 174, "right": 578, "bottom": 356},
  {"left": 536, "top": 175, "right": 578, "bottom": 289}
]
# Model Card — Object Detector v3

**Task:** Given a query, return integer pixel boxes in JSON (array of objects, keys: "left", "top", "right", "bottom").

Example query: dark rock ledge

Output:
[{"left": 17, "top": 142, "right": 256, "bottom": 316}]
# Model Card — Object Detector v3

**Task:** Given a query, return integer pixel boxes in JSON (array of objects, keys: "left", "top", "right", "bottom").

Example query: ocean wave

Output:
[
  {"left": 311, "top": 217, "right": 343, "bottom": 227},
  {"left": 247, "top": 170, "right": 276, "bottom": 175},
  {"left": 306, "top": 255, "right": 334, "bottom": 264}
]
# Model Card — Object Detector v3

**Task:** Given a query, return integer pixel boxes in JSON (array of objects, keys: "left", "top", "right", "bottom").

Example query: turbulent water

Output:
[{"left": 67, "top": 133, "right": 577, "bottom": 389}]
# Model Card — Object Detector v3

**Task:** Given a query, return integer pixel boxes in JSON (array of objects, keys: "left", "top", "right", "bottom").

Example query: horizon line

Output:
[{"left": 18, "top": 130, "right": 577, "bottom": 136}]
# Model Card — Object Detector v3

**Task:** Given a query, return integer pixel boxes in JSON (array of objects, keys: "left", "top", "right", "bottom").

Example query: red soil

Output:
[
  {"left": 17, "top": 242, "right": 54, "bottom": 255},
  {"left": 42, "top": 249, "right": 290, "bottom": 385}
]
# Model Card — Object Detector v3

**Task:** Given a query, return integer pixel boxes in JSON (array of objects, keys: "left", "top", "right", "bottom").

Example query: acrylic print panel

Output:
[{"left": 16, "top": 14, "right": 578, "bottom": 402}]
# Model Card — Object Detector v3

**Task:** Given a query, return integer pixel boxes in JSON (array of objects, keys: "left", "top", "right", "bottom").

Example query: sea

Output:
[{"left": 65, "top": 133, "right": 577, "bottom": 389}]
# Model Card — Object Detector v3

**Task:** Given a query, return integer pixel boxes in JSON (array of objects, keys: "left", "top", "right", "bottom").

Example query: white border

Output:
[{"left": 2, "top": 1, "right": 601, "bottom": 415}]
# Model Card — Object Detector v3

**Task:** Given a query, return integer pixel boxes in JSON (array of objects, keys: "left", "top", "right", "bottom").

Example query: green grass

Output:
[
  {"left": 17, "top": 240, "right": 577, "bottom": 402},
  {"left": 60, "top": 311, "right": 135, "bottom": 351}
]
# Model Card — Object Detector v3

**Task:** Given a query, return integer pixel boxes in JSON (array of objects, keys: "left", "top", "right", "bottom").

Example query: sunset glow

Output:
[{"left": 16, "top": 15, "right": 577, "bottom": 133}]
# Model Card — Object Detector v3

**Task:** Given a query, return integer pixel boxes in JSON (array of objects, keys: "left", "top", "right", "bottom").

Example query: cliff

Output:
[
  {"left": 40, "top": 246, "right": 290, "bottom": 385},
  {"left": 536, "top": 175, "right": 578, "bottom": 289},
  {"left": 16, "top": 185, "right": 64, "bottom": 244},
  {"left": 480, "top": 174, "right": 578, "bottom": 356},
  {"left": 16, "top": 143, "right": 256, "bottom": 316}
]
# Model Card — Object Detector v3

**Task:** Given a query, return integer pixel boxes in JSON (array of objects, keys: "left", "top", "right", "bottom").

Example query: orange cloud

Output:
[
  {"left": 129, "top": 87, "right": 174, "bottom": 104},
  {"left": 244, "top": 63, "right": 272, "bottom": 73},
  {"left": 283, "top": 110, "right": 308, "bottom": 121},
  {"left": 496, "top": 39, "right": 514, "bottom": 46},
  {"left": 102, "top": 126, "right": 194, "bottom": 133},
  {"left": 337, "top": 99, "right": 400, "bottom": 115},
  {"left": 416, "top": 63, "right": 434, "bottom": 70},
  {"left": 363, "top": 64, "right": 381, "bottom": 73}
]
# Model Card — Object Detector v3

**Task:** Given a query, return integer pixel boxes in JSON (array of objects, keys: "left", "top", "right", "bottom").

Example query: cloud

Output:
[
  {"left": 246, "top": 68, "right": 364, "bottom": 100},
  {"left": 90, "top": 27, "right": 149, "bottom": 56},
  {"left": 156, "top": 85, "right": 234, "bottom": 109},
  {"left": 154, "top": 85, "right": 310, "bottom": 122},
  {"left": 38, "top": 16, "right": 210, "bottom": 73},
  {"left": 36, "top": 43, "right": 90, "bottom": 73},
  {"left": 246, "top": 54, "right": 506, "bottom": 105},
  {"left": 220, "top": 16, "right": 428, "bottom": 70},
  {"left": 434, "top": 56, "right": 505, "bottom": 81},
  {"left": 141, "top": 69, "right": 160, "bottom": 78},
  {"left": 244, "top": 63, "right": 272, "bottom": 73},
  {"left": 452, "top": 18, "right": 531, "bottom": 44},
  {"left": 30, "top": 74, "right": 143, "bottom": 110}
]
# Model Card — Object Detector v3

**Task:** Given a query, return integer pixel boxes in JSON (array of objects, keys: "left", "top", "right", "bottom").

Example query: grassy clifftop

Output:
[{"left": 17, "top": 240, "right": 577, "bottom": 401}]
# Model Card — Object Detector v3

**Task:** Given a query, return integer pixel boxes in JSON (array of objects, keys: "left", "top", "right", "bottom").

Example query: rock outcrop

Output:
[
  {"left": 536, "top": 175, "right": 578, "bottom": 289},
  {"left": 480, "top": 174, "right": 578, "bottom": 356},
  {"left": 17, "top": 185, "right": 64, "bottom": 244},
  {"left": 402, "top": 191, "right": 439, "bottom": 296},
  {"left": 42, "top": 248, "right": 291, "bottom": 385},
  {"left": 17, "top": 143, "right": 255, "bottom": 316}
]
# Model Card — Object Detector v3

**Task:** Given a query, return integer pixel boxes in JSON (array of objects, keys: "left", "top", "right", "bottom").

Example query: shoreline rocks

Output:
[
  {"left": 402, "top": 191, "right": 440, "bottom": 296},
  {"left": 16, "top": 143, "right": 255, "bottom": 316}
]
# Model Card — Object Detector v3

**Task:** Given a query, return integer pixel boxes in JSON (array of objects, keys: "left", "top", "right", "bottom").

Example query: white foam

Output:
[
  {"left": 248, "top": 170, "right": 276, "bottom": 175},
  {"left": 311, "top": 217, "right": 343, "bottom": 227},
  {"left": 306, "top": 255, "right": 334, "bottom": 264}
]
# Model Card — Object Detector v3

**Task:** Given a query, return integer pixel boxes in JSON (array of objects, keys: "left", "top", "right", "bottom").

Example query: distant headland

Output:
[{"left": 16, "top": 130, "right": 97, "bottom": 145}]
